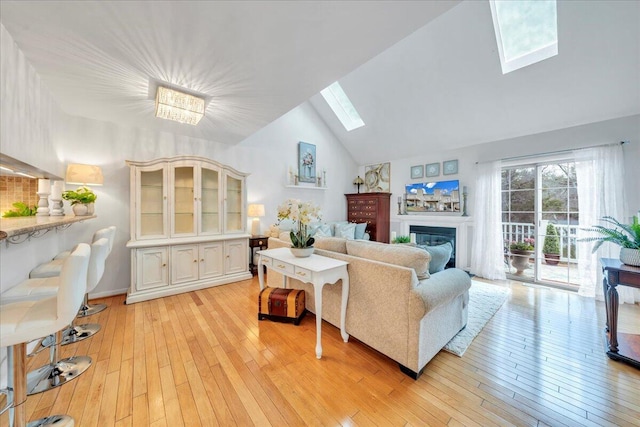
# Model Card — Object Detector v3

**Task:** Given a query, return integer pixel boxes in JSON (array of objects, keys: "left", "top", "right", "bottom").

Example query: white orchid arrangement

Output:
[{"left": 277, "top": 199, "right": 321, "bottom": 248}]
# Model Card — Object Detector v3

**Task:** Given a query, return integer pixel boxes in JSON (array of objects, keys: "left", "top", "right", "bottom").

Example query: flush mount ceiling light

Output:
[{"left": 155, "top": 86, "right": 205, "bottom": 125}]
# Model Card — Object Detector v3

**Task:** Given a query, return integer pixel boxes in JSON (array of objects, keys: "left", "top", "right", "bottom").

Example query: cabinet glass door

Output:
[
  {"left": 139, "top": 168, "right": 166, "bottom": 238},
  {"left": 225, "top": 174, "right": 243, "bottom": 233},
  {"left": 173, "top": 166, "right": 195, "bottom": 235},
  {"left": 200, "top": 167, "right": 220, "bottom": 234}
]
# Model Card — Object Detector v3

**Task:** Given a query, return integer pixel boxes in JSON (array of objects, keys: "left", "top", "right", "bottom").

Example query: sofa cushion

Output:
[
  {"left": 346, "top": 240, "right": 431, "bottom": 279},
  {"left": 335, "top": 222, "right": 356, "bottom": 239},
  {"left": 354, "top": 222, "right": 368, "bottom": 240},
  {"left": 314, "top": 236, "right": 348, "bottom": 253},
  {"left": 417, "top": 242, "right": 453, "bottom": 274},
  {"left": 416, "top": 268, "right": 471, "bottom": 313}
]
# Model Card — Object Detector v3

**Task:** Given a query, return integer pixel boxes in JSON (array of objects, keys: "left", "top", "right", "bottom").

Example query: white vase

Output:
[
  {"left": 290, "top": 247, "right": 314, "bottom": 258},
  {"left": 620, "top": 248, "right": 640, "bottom": 267},
  {"left": 72, "top": 203, "right": 89, "bottom": 216}
]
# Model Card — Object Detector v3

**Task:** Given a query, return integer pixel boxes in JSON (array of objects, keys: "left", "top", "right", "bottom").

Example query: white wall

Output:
[
  {"left": 1, "top": 20, "right": 358, "bottom": 297},
  {"left": 375, "top": 114, "right": 640, "bottom": 227}
]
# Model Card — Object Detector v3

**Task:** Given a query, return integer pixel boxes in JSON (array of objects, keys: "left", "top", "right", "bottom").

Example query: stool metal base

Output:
[
  {"left": 27, "top": 414, "right": 74, "bottom": 426},
  {"left": 77, "top": 303, "right": 107, "bottom": 318},
  {"left": 33, "top": 324, "right": 101, "bottom": 354},
  {"left": 27, "top": 356, "right": 92, "bottom": 395}
]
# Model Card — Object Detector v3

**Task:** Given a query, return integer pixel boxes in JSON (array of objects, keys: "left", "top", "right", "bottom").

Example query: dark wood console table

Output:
[{"left": 601, "top": 258, "right": 640, "bottom": 369}]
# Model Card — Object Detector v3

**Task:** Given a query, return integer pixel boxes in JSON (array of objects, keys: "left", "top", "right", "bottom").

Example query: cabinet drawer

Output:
[
  {"left": 260, "top": 256, "right": 273, "bottom": 268},
  {"left": 294, "top": 266, "right": 312, "bottom": 281},
  {"left": 272, "top": 260, "right": 294, "bottom": 275}
]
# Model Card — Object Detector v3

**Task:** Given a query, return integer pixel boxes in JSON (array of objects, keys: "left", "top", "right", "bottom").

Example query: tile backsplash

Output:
[{"left": 0, "top": 176, "right": 39, "bottom": 215}]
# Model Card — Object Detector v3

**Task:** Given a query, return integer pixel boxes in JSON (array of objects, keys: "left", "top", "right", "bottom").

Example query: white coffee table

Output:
[{"left": 257, "top": 247, "right": 349, "bottom": 359}]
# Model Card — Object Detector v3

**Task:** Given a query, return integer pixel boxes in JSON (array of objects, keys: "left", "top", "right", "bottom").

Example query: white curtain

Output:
[
  {"left": 575, "top": 144, "right": 639, "bottom": 303},
  {"left": 470, "top": 161, "right": 506, "bottom": 280}
]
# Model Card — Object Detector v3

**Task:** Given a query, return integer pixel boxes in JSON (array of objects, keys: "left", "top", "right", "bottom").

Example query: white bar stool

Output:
[
  {"left": 0, "top": 243, "right": 90, "bottom": 426},
  {"left": 29, "top": 226, "right": 116, "bottom": 318},
  {"left": 1, "top": 239, "right": 109, "bottom": 395}
]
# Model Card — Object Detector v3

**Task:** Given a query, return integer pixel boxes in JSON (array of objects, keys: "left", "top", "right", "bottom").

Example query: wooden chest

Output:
[{"left": 258, "top": 287, "right": 306, "bottom": 325}]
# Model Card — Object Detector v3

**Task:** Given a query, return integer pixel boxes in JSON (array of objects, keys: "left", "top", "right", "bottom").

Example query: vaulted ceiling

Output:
[{"left": 1, "top": 1, "right": 638, "bottom": 165}]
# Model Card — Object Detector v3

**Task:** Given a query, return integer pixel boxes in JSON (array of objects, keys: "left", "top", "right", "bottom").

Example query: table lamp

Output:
[
  {"left": 353, "top": 176, "right": 364, "bottom": 193},
  {"left": 247, "top": 204, "right": 265, "bottom": 236}
]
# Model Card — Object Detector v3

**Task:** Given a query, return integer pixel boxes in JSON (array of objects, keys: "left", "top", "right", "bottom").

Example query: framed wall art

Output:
[
  {"left": 443, "top": 159, "right": 458, "bottom": 175},
  {"left": 410, "top": 165, "right": 424, "bottom": 179},
  {"left": 298, "top": 141, "right": 316, "bottom": 183},
  {"left": 364, "top": 162, "right": 390, "bottom": 192},
  {"left": 425, "top": 163, "right": 440, "bottom": 177}
]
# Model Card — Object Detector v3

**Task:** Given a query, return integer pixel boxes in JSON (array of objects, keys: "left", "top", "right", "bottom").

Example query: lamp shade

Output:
[
  {"left": 353, "top": 176, "right": 364, "bottom": 185},
  {"left": 247, "top": 204, "right": 265, "bottom": 218},
  {"left": 65, "top": 164, "right": 104, "bottom": 186}
]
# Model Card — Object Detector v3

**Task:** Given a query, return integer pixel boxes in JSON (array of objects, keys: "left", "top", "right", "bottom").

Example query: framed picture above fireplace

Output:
[{"left": 405, "top": 180, "right": 460, "bottom": 213}]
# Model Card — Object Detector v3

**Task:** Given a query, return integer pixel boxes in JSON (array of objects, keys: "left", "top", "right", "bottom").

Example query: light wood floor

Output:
[{"left": 2, "top": 277, "right": 639, "bottom": 427}]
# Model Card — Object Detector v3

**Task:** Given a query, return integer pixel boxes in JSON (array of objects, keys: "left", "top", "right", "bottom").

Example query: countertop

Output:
[{"left": 0, "top": 214, "right": 96, "bottom": 241}]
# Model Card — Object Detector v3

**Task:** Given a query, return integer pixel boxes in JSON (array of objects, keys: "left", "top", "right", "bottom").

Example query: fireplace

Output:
[{"left": 410, "top": 225, "right": 456, "bottom": 269}]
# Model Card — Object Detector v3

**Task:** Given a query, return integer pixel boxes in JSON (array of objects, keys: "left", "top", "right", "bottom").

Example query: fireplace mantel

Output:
[{"left": 391, "top": 214, "right": 474, "bottom": 271}]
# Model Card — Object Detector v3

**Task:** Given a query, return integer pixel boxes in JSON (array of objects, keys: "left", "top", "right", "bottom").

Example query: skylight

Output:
[
  {"left": 320, "top": 82, "right": 365, "bottom": 131},
  {"left": 489, "top": 0, "right": 558, "bottom": 74}
]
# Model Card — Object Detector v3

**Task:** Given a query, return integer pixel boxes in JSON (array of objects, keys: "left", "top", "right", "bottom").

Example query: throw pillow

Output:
[
  {"left": 330, "top": 221, "right": 349, "bottom": 236},
  {"left": 417, "top": 242, "right": 452, "bottom": 274},
  {"left": 335, "top": 222, "right": 356, "bottom": 240},
  {"left": 354, "top": 222, "right": 367, "bottom": 240},
  {"left": 314, "top": 224, "right": 332, "bottom": 237},
  {"left": 277, "top": 218, "right": 295, "bottom": 231}
]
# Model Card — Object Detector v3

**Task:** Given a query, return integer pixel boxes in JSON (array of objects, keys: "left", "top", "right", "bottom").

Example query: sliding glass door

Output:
[{"left": 502, "top": 161, "right": 580, "bottom": 289}]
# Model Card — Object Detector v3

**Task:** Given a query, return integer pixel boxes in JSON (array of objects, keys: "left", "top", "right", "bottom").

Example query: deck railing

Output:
[{"left": 502, "top": 222, "right": 578, "bottom": 263}]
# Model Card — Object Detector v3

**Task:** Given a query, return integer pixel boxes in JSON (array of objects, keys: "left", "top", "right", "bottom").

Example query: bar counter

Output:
[{"left": 0, "top": 214, "right": 96, "bottom": 244}]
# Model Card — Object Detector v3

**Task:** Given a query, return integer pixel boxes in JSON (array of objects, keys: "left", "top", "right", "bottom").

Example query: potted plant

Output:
[
  {"left": 581, "top": 215, "right": 640, "bottom": 266},
  {"left": 542, "top": 223, "right": 561, "bottom": 266},
  {"left": 62, "top": 186, "right": 97, "bottom": 216},
  {"left": 392, "top": 235, "right": 411, "bottom": 244},
  {"left": 509, "top": 238, "right": 535, "bottom": 274},
  {"left": 276, "top": 199, "right": 321, "bottom": 257}
]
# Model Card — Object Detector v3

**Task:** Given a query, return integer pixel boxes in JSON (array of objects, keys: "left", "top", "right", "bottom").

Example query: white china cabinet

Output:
[{"left": 126, "top": 156, "right": 251, "bottom": 303}]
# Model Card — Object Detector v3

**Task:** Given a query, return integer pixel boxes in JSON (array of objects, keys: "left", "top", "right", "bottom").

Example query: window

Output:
[
  {"left": 489, "top": 0, "right": 558, "bottom": 74},
  {"left": 320, "top": 82, "right": 365, "bottom": 131}
]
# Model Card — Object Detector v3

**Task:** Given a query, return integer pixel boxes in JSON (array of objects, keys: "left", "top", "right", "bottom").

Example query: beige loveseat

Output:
[{"left": 266, "top": 236, "right": 471, "bottom": 379}]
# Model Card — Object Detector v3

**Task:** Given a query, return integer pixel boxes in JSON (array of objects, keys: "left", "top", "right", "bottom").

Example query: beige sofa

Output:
[{"left": 266, "top": 236, "right": 471, "bottom": 379}]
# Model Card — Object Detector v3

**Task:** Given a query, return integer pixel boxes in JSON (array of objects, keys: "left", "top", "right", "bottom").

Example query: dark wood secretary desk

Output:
[
  {"left": 601, "top": 258, "right": 640, "bottom": 369},
  {"left": 345, "top": 193, "right": 391, "bottom": 243}
]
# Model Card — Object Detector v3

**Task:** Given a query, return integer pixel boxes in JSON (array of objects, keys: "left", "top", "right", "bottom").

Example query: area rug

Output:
[{"left": 443, "top": 280, "right": 510, "bottom": 356}]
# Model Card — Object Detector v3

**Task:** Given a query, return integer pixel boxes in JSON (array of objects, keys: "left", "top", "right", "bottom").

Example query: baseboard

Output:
[{"left": 89, "top": 288, "right": 128, "bottom": 299}]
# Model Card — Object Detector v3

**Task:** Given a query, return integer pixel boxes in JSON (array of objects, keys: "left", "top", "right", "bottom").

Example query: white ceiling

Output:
[
  {"left": 311, "top": 0, "right": 640, "bottom": 164},
  {"left": 0, "top": 0, "right": 459, "bottom": 146},
  {"left": 1, "top": 1, "right": 638, "bottom": 165}
]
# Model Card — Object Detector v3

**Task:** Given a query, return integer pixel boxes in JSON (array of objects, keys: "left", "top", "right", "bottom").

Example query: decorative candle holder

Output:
[
  {"left": 50, "top": 197, "right": 64, "bottom": 216},
  {"left": 50, "top": 180, "right": 64, "bottom": 216},
  {"left": 462, "top": 192, "right": 469, "bottom": 217},
  {"left": 36, "top": 191, "right": 51, "bottom": 216}
]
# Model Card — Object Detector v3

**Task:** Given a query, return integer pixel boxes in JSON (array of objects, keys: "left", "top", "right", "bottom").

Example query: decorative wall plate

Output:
[
  {"left": 425, "top": 163, "right": 440, "bottom": 177},
  {"left": 443, "top": 159, "right": 458, "bottom": 175}
]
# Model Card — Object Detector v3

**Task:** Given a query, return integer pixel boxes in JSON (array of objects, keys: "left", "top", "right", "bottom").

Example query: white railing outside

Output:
[{"left": 502, "top": 222, "right": 578, "bottom": 263}]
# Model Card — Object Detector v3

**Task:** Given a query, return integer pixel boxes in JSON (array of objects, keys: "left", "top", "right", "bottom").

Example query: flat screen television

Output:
[{"left": 405, "top": 180, "right": 460, "bottom": 213}]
